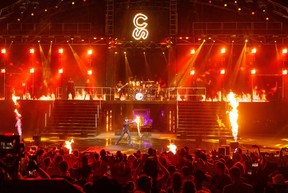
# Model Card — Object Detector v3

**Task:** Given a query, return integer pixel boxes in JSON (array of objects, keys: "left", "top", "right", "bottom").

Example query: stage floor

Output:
[{"left": 23, "top": 132, "right": 288, "bottom": 156}]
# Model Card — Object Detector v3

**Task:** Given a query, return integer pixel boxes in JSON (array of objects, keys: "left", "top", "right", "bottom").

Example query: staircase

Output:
[
  {"left": 41, "top": 100, "right": 101, "bottom": 137},
  {"left": 177, "top": 101, "right": 232, "bottom": 139}
]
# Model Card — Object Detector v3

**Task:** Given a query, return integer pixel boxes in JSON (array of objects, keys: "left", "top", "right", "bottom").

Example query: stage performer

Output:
[{"left": 115, "top": 117, "right": 135, "bottom": 145}]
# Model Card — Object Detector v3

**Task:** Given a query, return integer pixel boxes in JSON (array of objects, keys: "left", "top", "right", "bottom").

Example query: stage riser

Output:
[{"left": 0, "top": 100, "right": 288, "bottom": 139}]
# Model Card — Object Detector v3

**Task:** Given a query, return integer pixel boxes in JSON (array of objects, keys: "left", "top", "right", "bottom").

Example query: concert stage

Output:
[
  {"left": 1, "top": 99, "right": 288, "bottom": 152},
  {"left": 22, "top": 132, "right": 288, "bottom": 157}
]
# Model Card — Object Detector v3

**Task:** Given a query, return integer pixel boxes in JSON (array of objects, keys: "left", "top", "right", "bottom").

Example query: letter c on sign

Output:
[{"left": 132, "top": 13, "right": 149, "bottom": 40}]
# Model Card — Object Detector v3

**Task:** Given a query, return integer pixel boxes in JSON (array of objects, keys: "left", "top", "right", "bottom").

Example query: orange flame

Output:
[
  {"left": 65, "top": 138, "right": 74, "bottom": 154},
  {"left": 227, "top": 92, "right": 239, "bottom": 142},
  {"left": 167, "top": 143, "right": 177, "bottom": 154},
  {"left": 12, "top": 94, "right": 22, "bottom": 136},
  {"left": 134, "top": 116, "right": 142, "bottom": 138}
]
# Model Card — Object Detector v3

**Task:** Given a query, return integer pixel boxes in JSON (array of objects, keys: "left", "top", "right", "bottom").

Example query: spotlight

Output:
[
  {"left": 221, "top": 48, "right": 226, "bottom": 54},
  {"left": 190, "top": 49, "right": 195, "bottom": 55},
  {"left": 87, "top": 70, "right": 92, "bottom": 75},
  {"left": 1, "top": 48, "right": 6, "bottom": 54},
  {"left": 190, "top": 70, "right": 195, "bottom": 75},
  {"left": 30, "top": 68, "right": 35, "bottom": 74},
  {"left": 29, "top": 48, "right": 35, "bottom": 54},
  {"left": 1, "top": 69, "right": 5, "bottom": 73},
  {"left": 87, "top": 49, "right": 93, "bottom": 55},
  {"left": 251, "top": 48, "right": 257, "bottom": 54},
  {"left": 220, "top": 69, "right": 225, "bottom": 75},
  {"left": 58, "top": 48, "right": 63, "bottom": 54},
  {"left": 282, "top": 48, "right": 287, "bottom": 54},
  {"left": 58, "top": 68, "right": 63, "bottom": 74},
  {"left": 251, "top": 69, "right": 256, "bottom": 75},
  {"left": 282, "top": 69, "right": 287, "bottom": 75}
]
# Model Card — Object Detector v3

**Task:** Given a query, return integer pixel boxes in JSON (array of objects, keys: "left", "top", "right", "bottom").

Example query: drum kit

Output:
[{"left": 117, "top": 80, "right": 160, "bottom": 101}]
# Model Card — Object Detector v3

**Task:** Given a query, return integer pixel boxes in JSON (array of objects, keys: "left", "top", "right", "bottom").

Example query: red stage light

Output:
[
  {"left": 1, "top": 48, "right": 6, "bottom": 54},
  {"left": 87, "top": 70, "right": 92, "bottom": 75},
  {"left": 58, "top": 68, "right": 63, "bottom": 74},
  {"left": 251, "top": 69, "right": 256, "bottom": 74},
  {"left": 4, "top": 132, "right": 14, "bottom": 136},
  {"left": 58, "top": 48, "right": 63, "bottom": 54},
  {"left": 220, "top": 69, "right": 225, "bottom": 75},
  {"left": 1, "top": 69, "right": 5, "bottom": 73},
  {"left": 221, "top": 48, "right": 226, "bottom": 54},
  {"left": 251, "top": 48, "right": 257, "bottom": 54},
  {"left": 87, "top": 49, "right": 93, "bottom": 55},
  {"left": 282, "top": 48, "right": 287, "bottom": 54},
  {"left": 282, "top": 69, "right": 287, "bottom": 75},
  {"left": 30, "top": 68, "right": 35, "bottom": 74},
  {"left": 190, "top": 49, "right": 195, "bottom": 55},
  {"left": 190, "top": 70, "right": 195, "bottom": 75},
  {"left": 29, "top": 48, "right": 35, "bottom": 54}
]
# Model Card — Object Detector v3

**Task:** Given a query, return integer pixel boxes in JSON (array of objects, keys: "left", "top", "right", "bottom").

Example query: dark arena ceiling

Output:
[{"left": 0, "top": 0, "right": 288, "bottom": 45}]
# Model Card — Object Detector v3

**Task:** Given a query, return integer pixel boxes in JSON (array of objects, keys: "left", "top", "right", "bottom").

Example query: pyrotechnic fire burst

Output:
[
  {"left": 135, "top": 116, "right": 142, "bottom": 138},
  {"left": 12, "top": 94, "right": 22, "bottom": 136},
  {"left": 167, "top": 143, "right": 177, "bottom": 154},
  {"left": 65, "top": 138, "right": 74, "bottom": 154},
  {"left": 227, "top": 92, "right": 239, "bottom": 142}
]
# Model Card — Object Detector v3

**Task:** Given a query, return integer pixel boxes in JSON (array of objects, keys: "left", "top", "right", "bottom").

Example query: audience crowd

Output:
[{"left": 1, "top": 143, "right": 288, "bottom": 193}]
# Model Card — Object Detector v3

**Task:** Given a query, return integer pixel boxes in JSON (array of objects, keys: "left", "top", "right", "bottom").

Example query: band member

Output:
[
  {"left": 115, "top": 117, "right": 135, "bottom": 145},
  {"left": 116, "top": 80, "right": 124, "bottom": 99},
  {"left": 84, "top": 78, "right": 93, "bottom": 100},
  {"left": 67, "top": 78, "right": 75, "bottom": 99}
]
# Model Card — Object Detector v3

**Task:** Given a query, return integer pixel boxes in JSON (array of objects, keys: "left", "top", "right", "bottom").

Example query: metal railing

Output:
[{"left": 55, "top": 86, "right": 206, "bottom": 101}]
